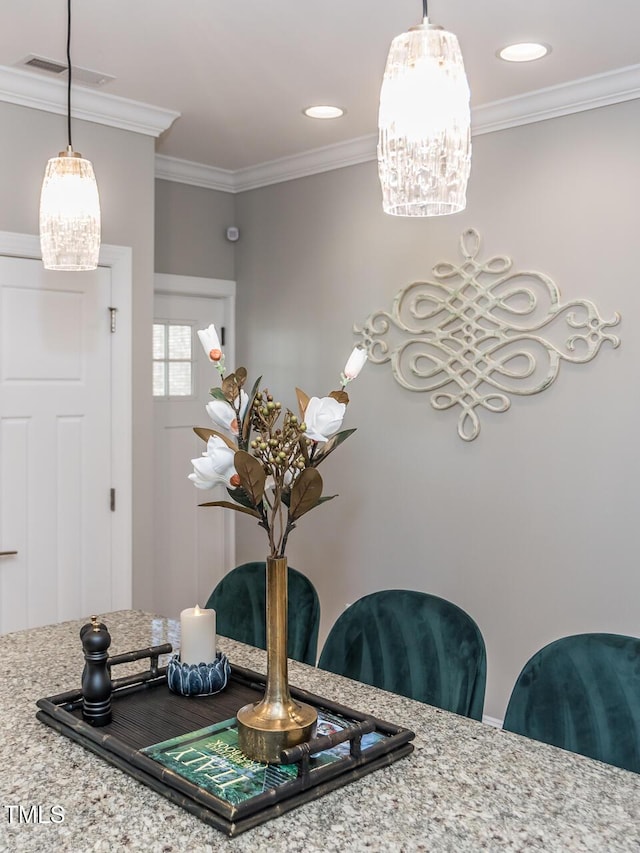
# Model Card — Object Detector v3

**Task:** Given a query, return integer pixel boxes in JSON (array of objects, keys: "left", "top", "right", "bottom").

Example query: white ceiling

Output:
[{"left": 2, "top": 0, "right": 640, "bottom": 172}]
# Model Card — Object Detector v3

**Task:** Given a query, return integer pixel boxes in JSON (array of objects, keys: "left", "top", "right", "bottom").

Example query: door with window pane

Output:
[{"left": 153, "top": 293, "right": 230, "bottom": 618}]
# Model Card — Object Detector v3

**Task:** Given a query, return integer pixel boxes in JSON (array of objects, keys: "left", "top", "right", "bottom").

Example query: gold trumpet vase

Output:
[{"left": 237, "top": 556, "right": 317, "bottom": 763}]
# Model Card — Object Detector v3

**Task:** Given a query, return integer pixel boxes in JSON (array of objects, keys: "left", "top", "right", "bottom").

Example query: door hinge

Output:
[
  {"left": 110, "top": 488, "right": 116, "bottom": 512},
  {"left": 109, "top": 307, "right": 118, "bottom": 333},
  {"left": 220, "top": 326, "right": 226, "bottom": 346}
]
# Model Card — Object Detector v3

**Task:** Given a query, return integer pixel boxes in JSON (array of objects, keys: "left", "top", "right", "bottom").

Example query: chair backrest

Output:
[
  {"left": 318, "top": 589, "right": 486, "bottom": 720},
  {"left": 503, "top": 633, "right": 640, "bottom": 773},
  {"left": 204, "top": 561, "right": 320, "bottom": 665}
]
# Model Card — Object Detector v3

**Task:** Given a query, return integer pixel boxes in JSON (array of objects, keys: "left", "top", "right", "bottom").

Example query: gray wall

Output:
[
  {"left": 155, "top": 179, "right": 235, "bottom": 280},
  {"left": 5, "top": 88, "right": 636, "bottom": 720},
  {"left": 0, "top": 100, "right": 157, "bottom": 610},
  {"left": 234, "top": 99, "right": 640, "bottom": 720}
]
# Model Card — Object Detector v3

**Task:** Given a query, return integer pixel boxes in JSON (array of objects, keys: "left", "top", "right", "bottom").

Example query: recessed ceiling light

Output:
[
  {"left": 498, "top": 42, "right": 550, "bottom": 63},
  {"left": 303, "top": 105, "right": 345, "bottom": 119}
]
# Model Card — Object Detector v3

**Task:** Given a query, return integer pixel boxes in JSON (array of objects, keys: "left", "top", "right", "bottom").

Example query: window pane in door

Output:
[
  {"left": 168, "top": 362, "right": 192, "bottom": 396},
  {"left": 153, "top": 362, "right": 166, "bottom": 397},
  {"left": 168, "top": 325, "right": 191, "bottom": 360},
  {"left": 153, "top": 324, "right": 166, "bottom": 359}
]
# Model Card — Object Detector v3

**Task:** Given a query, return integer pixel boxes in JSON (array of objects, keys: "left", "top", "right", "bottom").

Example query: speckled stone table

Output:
[{"left": 1, "top": 611, "right": 639, "bottom": 852}]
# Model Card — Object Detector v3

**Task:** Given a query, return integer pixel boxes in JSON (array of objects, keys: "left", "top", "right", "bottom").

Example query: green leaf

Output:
[
  {"left": 289, "top": 467, "right": 323, "bottom": 520},
  {"left": 317, "top": 495, "right": 338, "bottom": 504},
  {"left": 210, "top": 387, "right": 228, "bottom": 402},
  {"left": 312, "top": 428, "right": 357, "bottom": 465},
  {"left": 198, "top": 500, "right": 261, "bottom": 519},
  {"left": 234, "top": 450, "right": 266, "bottom": 505},
  {"left": 227, "top": 486, "right": 257, "bottom": 509}
]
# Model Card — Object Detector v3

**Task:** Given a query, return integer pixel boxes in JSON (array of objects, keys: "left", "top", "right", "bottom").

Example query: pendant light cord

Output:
[
  {"left": 422, "top": 0, "right": 428, "bottom": 19},
  {"left": 66, "top": 0, "right": 73, "bottom": 150}
]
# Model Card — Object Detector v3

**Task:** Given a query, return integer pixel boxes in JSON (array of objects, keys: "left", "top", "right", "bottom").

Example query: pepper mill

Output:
[{"left": 80, "top": 615, "right": 112, "bottom": 726}]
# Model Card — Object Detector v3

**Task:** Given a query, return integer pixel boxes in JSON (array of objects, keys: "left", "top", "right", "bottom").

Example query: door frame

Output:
[
  {"left": 153, "top": 273, "right": 237, "bottom": 574},
  {"left": 0, "top": 231, "right": 133, "bottom": 609}
]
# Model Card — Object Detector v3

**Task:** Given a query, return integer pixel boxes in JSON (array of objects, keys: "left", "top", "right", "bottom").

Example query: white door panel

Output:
[
  {"left": 0, "top": 256, "right": 112, "bottom": 632},
  {"left": 153, "top": 290, "right": 234, "bottom": 619}
]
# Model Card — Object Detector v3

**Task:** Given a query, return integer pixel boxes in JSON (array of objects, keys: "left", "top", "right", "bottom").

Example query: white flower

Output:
[
  {"left": 197, "top": 324, "right": 223, "bottom": 363},
  {"left": 343, "top": 346, "right": 367, "bottom": 380},
  {"left": 206, "top": 390, "right": 248, "bottom": 436},
  {"left": 188, "top": 436, "right": 239, "bottom": 489},
  {"left": 303, "top": 396, "right": 346, "bottom": 442}
]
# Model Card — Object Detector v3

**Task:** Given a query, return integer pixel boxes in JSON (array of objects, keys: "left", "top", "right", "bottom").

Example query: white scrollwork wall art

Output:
[{"left": 354, "top": 229, "right": 621, "bottom": 441}]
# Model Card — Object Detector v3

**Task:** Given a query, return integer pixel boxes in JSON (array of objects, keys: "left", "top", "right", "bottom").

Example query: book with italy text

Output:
[{"left": 141, "top": 710, "right": 385, "bottom": 806}]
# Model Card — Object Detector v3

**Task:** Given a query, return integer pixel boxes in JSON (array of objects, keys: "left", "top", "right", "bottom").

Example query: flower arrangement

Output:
[{"left": 189, "top": 324, "right": 367, "bottom": 558}]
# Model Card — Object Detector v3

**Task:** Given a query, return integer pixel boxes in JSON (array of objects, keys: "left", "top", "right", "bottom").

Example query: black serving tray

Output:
[{"left": 36, "top": 649, "right": 414, "bottom": 837}]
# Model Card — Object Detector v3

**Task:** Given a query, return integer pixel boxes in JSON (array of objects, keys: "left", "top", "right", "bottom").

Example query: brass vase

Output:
[{"left": 236, "top": 555, "right": 317, "bottom": 763}]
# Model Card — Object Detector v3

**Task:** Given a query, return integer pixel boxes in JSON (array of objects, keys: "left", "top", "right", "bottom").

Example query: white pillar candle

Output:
[{"left": 180, "top": 604, "right": 216, "bottom": 665}]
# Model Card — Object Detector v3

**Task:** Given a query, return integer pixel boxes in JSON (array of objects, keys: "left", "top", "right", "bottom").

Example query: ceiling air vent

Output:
[
  {"left": 25, "top": 56, "right": 67, "bottom": 75},
  {"left": 16, "top": 55, "right": 115, "bottom": 87}
]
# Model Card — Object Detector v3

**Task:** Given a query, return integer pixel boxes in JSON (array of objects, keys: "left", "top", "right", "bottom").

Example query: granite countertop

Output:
[{"left": 1, "top": 610, "right": 639, "bottom": 853}]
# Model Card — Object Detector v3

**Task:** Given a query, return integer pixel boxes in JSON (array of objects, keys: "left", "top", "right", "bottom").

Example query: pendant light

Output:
[
  {"left": 377, "top": 0, "right": 471, "bottom": 217},
  {"left": 39, "top": 0, "right": 101, "bottom": 270}
]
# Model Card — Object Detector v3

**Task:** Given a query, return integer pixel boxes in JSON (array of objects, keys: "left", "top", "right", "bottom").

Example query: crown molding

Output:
[
  {"left": 232, "top": 134, "right": 377, "bottom": 191},
  {"left": 2, "top": 59, "right": 635, "bottom": 189},
  {"left": 155, "top": 135, "right": 377, "bottom": 193},
  {"left": 155, "top": 154, "right": 235, "bottom": 192},
  {"left": 472, "top": 63, "right": 640, "bottom": 136},
  {"left": 0, "top": 65, "right": 179, "bottom": 137},
  {"left": 154, "top": 63, "right": 640, "bottom": 193}
]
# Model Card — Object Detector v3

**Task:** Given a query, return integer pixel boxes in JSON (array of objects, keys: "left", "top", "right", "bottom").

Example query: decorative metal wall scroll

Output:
[{"left": 355, "top": 229, "right": 621, "bottom": 441}]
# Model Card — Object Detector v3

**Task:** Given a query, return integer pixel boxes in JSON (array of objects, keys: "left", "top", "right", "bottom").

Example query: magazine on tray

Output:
[{"left": 141, "top": 710, "right": 385, "bottom": 806}]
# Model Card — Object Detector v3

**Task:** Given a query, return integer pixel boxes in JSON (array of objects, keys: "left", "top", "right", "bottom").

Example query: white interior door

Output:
[
  {"left": 153, "top": 289, "right": 235, "bottom": 619},
  {"left": 0, "top": 256, "right": 114, "bottom": 633}
]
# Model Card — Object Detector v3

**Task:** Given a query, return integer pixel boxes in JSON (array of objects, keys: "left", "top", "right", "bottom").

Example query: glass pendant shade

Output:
[
  {"left": 39, "top": 149, "right": 101, "bottom": 270},
  {"left": 378, "top": 22, "right": 471, "bottom": 217}
]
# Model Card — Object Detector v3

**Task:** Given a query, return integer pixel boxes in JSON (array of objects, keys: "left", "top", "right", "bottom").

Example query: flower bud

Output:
[
  {"left": 196, "top": 325, "right": 223, "bottom": 363},
  {"left": 343, "top": 346, "right": 367, "bottom": 380}
]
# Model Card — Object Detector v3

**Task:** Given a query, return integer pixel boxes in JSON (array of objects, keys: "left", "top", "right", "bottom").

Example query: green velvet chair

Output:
[
  {"left": 317, "top": 590, "right": 487, "bottom": 720},
  {"left": 204, "top": 562, "right": 320, "bottom": 665},
  {"left": 503, "top": 633, "right": 640, "bottom": 773}
]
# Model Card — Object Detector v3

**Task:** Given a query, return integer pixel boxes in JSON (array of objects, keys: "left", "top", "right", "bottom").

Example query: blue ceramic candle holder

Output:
[{"left": 167, "top": 651, "right": 231, "bottom": 697}]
